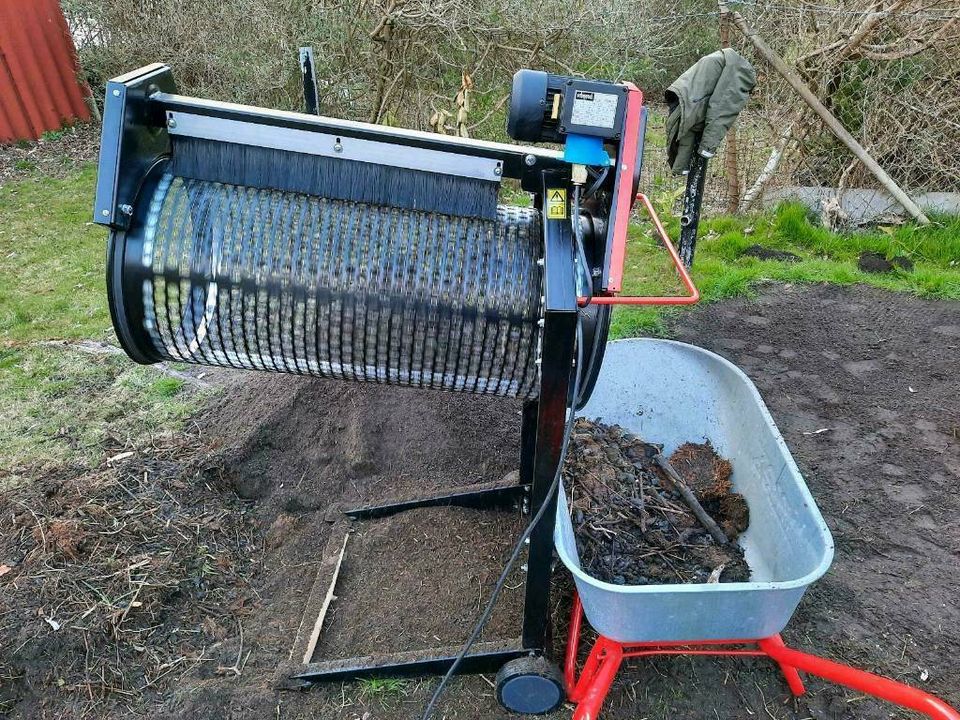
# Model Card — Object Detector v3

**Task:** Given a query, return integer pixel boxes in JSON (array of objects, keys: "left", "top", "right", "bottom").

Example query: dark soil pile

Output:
[
  {"left": 565, "top": 419, "right": 749, "bottom": 585},
  {"left": 857, "top": 251, "right": 914, "bottom": 273}
]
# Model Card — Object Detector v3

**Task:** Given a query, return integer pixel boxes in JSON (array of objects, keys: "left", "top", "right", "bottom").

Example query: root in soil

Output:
[{"left": 564, "top": 418, "right": 750, "bottom": 586}]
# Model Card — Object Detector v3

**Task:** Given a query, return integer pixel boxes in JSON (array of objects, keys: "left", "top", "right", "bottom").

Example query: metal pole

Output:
[
  {"left": 299, "top": 47, "right": 320, "bottom": 116},
  {"left": 521, "top": 170, "right": 577, "bottom": 650},
  {"left": 679, "top": 153, "right": 709, "bottom": 268}
]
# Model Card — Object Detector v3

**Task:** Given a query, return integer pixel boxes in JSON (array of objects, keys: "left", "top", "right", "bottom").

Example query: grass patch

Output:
[
  {"left": 0, "top": 344, "right": 201, "bottom": 484},
  {"left": 0, "top": 167, "right": 206, "bottom": 479},
  {"left": 0, "top": 165, "right": 110, "bottom": 342},
  {"left": 358, "top": 677, "right": 410, "bottom": 698},
  {"left": 609, "top": 201, "right": 960, "bottom": 338}
]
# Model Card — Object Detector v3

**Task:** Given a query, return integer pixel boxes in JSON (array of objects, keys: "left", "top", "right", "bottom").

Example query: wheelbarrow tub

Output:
[{"left": 555, "top": 339, "right": 834, "bottom": 643}]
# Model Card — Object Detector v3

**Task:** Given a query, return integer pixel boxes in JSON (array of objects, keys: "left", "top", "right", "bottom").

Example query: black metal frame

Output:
[
  {"left": 345, "top": 483, "right": 528, "bottom": 521},
  {"left": 299, "top": 47, "right": 320, "bottom": 116},
  {"left": 294, "top": 169, "right": 579, "bottom": 683}
]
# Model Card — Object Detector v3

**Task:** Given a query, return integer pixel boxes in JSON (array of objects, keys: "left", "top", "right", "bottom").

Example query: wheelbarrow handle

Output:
[{"left": 758, "top": 640, "right": 960, "bottom": 720}]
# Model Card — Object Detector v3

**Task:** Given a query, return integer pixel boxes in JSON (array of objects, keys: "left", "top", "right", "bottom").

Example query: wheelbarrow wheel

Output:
[{"left": 495, "top": 656, "right": 566, "bottom": 714}]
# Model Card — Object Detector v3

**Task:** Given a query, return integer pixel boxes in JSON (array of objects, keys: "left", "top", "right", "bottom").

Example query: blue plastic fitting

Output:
[{"left": 563, "top": 133, "right": 611, "bottom": 166}]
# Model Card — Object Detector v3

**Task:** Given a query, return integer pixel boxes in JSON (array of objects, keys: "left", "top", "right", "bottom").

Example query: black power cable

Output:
[
  {"left": 572, "top": 185, "right": 593, "bottom": 303},
  {"left": 584, "top": 165, "right": 609, "bottom": 200},
  {"left": 421, "top": 318, "right": 585, "bottom": 720}
]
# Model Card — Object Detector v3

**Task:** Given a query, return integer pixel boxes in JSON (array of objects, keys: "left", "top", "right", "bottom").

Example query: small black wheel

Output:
[{"left": 495, "top": 656, "right": 566, "bottom": 715}]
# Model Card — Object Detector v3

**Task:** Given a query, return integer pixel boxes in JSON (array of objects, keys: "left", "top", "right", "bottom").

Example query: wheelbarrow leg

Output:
[
  {"left": 563, "top": 593, "right": 585, "bottom": 695},
  {"left": 762, "top": 634, "right": 805, "bottom": 696},
  {"left": 571, "top": 638, "right": 623, "bottom": 720},
  {"left": 565, "top": 594, "right": 623, "bottom": 719}
]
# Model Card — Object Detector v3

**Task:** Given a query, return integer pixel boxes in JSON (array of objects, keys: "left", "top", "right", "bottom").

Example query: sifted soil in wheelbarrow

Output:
[{"left": 565, "top": 418, "right": 750, "bottom": 585}]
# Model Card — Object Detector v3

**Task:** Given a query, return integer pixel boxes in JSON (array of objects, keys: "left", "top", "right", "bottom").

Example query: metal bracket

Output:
[{"left": 93, "top": 63, "right": 177, "bottom": 228}]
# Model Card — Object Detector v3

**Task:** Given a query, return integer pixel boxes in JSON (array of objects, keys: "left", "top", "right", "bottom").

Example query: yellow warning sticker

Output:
[{"left": 546, "top": 188, "right": 567, "bottom": 219}]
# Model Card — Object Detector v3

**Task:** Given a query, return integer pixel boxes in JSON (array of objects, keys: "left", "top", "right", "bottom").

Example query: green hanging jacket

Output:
[{"left": 665, "top": 49, "right": 756, "bottom": 174}]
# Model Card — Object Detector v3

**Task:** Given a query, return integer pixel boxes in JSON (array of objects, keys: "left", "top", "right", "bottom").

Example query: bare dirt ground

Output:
[{"left": 2, "top": 282, "right": 958, "bottom": 719}]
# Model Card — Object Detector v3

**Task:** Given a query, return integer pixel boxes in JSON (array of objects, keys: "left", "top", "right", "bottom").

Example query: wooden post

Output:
[
  {"left": 719, "top": 4, "right": 741, "bottom": 213},
  {"left": 724, "top": 4, "right": 930, "bottom": 225}
]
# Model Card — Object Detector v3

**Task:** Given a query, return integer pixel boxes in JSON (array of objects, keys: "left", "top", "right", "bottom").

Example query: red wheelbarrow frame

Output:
[{"left": 564, "top": 592, "right": 959, "bottom": 720}]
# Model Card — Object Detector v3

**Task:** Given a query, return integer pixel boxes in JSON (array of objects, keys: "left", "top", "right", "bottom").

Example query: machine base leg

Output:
[
  {"left": 564, "top": 592, "right": 960, "bottom": 720},
  {"left": 294, "top": 642, "right": 534, "bottom": 683},
  {"left": 344, "top": 482, "right": 528, "bottom": 520}
]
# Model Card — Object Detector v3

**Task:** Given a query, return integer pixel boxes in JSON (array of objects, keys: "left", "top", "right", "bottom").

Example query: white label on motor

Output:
[{"left": 570, "top": 90, "right": 619, "bottom": 129}]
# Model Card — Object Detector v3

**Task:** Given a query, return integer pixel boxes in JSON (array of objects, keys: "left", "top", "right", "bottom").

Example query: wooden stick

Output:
[
  {"left": 740, "top": 117, "right": 798, "bottom": 212},
  {"left": 301, "top": 532, "right": 350, "bottom": 665},
  {"left": 652, "top": 454, "right": 730, "bottom": 546},
  {"left": 721, "top": 1, "right": 931, "bottom": 225}
]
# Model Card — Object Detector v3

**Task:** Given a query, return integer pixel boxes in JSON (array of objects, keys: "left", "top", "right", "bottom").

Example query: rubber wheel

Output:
[{"left": 495, "top": 656, "right": 566, "bottom": 715}]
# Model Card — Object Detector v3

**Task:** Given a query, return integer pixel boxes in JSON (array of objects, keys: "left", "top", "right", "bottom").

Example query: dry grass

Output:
[
  {"left": 0, "top": 123, "right": 99, "bottom": 183},
  {"left": 61, "top": 0, "right": 715, "bottom": 138}
]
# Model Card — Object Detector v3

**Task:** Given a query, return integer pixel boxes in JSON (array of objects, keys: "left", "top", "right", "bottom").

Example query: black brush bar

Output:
[
  {"left": 168, "top": 113, "right": 503, "bottom": 181},
  {"left": 153, "top": 92, "right": 567, "bottom": 187},
  {"left": 171, "top": 136, "right": 501, "bottom": 220}
]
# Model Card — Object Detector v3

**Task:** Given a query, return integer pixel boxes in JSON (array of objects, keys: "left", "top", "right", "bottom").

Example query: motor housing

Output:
[{"left": 507, "top": 70, "right": 628, "bottom": 144}]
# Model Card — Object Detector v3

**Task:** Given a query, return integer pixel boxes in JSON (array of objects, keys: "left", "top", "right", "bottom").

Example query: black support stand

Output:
[
  {"left": 293, "top": 169, "right": 578, "bottom": 684},
  {"left": 299, "top": 47, "right": 320, "bottom": 116},
  {"left": 679, "top": 152, "right": 709, "bottom": 268}
]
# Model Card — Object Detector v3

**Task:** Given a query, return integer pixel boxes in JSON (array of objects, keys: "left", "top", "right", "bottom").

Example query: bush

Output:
[{"left": 61, "top": 0, "right": 717, "bottom": 139}]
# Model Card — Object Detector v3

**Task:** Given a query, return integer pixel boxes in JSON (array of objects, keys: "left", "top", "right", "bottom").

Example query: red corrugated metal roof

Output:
[{"left": 0, "top": 0, "right": 91, "bottom": 143}]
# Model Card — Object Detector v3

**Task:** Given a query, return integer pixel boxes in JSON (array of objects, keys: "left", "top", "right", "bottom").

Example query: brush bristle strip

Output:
[{"left": 171, "top": 137, "right": 501, "bottom": 221}]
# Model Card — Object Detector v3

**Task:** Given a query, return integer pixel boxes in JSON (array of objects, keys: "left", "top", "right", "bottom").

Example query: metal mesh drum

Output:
[{"left": 109, "top": 171, "right": 544, "bottom": 398}]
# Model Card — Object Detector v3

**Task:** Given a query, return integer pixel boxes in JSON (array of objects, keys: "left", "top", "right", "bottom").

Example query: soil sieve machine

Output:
[
  {"left": 93, "top": 62, "right": 958, "bottom": 718},
  {"left": 94, "top": 63, "right": 696, "bottom": 712}
]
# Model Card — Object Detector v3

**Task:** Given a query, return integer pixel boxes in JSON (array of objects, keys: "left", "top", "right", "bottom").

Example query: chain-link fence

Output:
[
  {"left": 63, "top": 0, "right": 959, "bottom": 223},
  {"left": 699, "top": 0, "right": 960, "bottom": 223}
]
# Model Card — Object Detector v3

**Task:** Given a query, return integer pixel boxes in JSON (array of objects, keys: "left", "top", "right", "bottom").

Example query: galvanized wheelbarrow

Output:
[{"left": 555, "top": 339, "right": 959, "bottom": 720}]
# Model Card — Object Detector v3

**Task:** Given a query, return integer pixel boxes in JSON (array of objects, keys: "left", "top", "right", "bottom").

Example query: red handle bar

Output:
[{"left": 578, "top": 193, "right": 700, "bottom": 307}]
